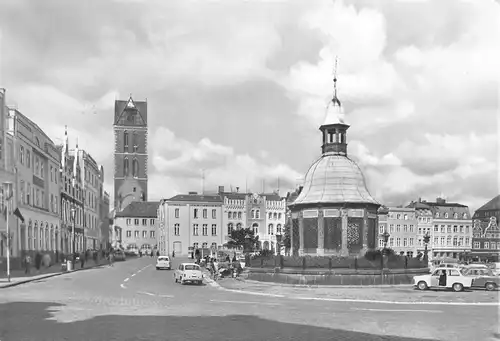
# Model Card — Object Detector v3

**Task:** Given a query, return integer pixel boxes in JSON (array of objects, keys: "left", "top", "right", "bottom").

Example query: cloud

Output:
[{"left": 1, "top": 0, "right": 497, "bottom": 214}]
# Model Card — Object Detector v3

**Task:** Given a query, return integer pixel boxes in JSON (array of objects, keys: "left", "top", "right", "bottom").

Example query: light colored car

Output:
[
  {"left": 174, "top": 263, "right": 203, "bottom": 285},
  {"left": 156, "top": 256, "right": 171, "bottom": 270},
  {"left": 487, "top": 262, "right": 500, "bottom": 276},
  {"left": 414, "top": 268, "right": 473, "bottom": 292},
  {"left": 463, "top": 267, "right": 500, "bottom": 291}
]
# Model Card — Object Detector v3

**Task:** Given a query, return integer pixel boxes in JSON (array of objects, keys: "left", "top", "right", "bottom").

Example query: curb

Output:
[
  {"left": 238, "top": 278, "right": 413, "bottom": 289},
  {"left": 0, "top": 262, "right": 109, "bottom": 289}
]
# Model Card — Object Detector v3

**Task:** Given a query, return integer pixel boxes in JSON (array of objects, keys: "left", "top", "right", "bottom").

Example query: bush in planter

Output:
[
  {"left": 283, "top": 256, "right": 303, "bottom": 268},
  {"left": 407, "top": 257, "right": 427, "bottom": 269},
  {"left": 387, "top": 255, "right": 406, "bottom": 269},
  {"left": 356, "top": 257, "right": 380, "bottom": 269},
  {"left": 330, "top": 256, "right": 353, "bottom": 269},
  {"left": 304, "top": 256, "right": 330, "bottom": 268},
  {"left": 262, "top": 256, "right": 277, "bottom": 268}
]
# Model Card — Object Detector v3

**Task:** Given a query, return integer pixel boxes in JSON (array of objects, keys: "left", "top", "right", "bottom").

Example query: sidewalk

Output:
[
  {"left": 0, "top": 258, "right": 109, "bottom": 289},
  {"left": 214, "top": 277, "right": 500, "bottom": 304}
]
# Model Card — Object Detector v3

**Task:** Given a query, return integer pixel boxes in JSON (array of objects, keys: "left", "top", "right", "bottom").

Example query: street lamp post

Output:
[
  {"left": 423, "top": 232, "right": 431, "bottom": 262},
  {"left": 70, "top": 207, "right": 76, "bottom": 267},
  {"left": 276, "top": 233, "right": 283, "bottom": 256},
  {"left": 2, "top": 182, "right": 13, "bottom": 282},
  {"left": 381, "top": 231, "right": 390, "bottom": 253}
]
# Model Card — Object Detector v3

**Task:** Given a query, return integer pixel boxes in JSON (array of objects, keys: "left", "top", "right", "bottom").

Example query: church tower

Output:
[{"left": 113, "top": 95, "right": 148, "bottom": 211}]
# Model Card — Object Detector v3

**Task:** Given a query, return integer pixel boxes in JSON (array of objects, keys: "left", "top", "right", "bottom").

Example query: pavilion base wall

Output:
[{"left": 244, "top": 267, "right": 428, "bottom": 286}]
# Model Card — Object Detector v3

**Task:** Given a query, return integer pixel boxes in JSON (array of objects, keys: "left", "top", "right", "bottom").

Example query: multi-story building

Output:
[
  {"left": 220, "top": 186, "right": 286, "bottom": 253},
  {"left": 378, "top": 207, "right": 417, "bottom": 257},
  {"left": 99, "top": 189, "right": 110, "bottom": 249},
  {"left": 471, "top": 195, "right": 500, "bottom": 261},
  {"left": 0, "top": 89, "right": 17, "bottom": 258},
  {"left": 113, "top": 96, "right": 148, "bottom": 211},
  {"left": 408, "top": 197, "right": 472, "bottom": 260},
  {"left": 158, "top": 193, "right": 223, "bottom": 257},
  {"left": 115, "top": 201, "right": 158, "bottom": 255},
  {"left": 5, "top": 107, "right": 61, "bottom": 259},
  {"left": 377, "top": 206, "right": 389, "bottom": 248}
]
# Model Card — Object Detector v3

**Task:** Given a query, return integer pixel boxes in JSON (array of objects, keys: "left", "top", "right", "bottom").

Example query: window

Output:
[
  {"left": 256, "top": 210, "right": 260, "bottom": 219},
  {"left": 19, "top": 146, "right": 24, "bottom": 165},
  {"left": 142, "top": 219, "right": 147, "bottom": 226},
  {"left": 277, "top": 224, "right": 282, "bottom": 234},
  {"left": 228, "top": 212, "right": 232, "bottom": 219},
  {"left": 40, "top": 162, "right": 44, "bottom": 179},
  {"left": 449, "top": 270, "right": 460, "bottom": 276},
  {"left": 409, "top": 224, "right": 414, "bottom": 232},
  {"left": 174, "top": 223, "right": 180, "bottom": 236},
  {"left": 389, "top": 237, "right": 394, "bottom": 247},
  {"left": 202, "top": 224, "right": 208, "bottom": 236},
  {"left": 212, "top": 209, "right": 216, "bottom": 219},
  {"left": 200, "top": 209, "right": 206, "bottom": 219},
  {"left": 124, "top": 131, "right": 129, "bottom": 150},
  {"left": 268, "top": 224, "right": 274, "bottom": 235},
  {"left": 132, "top": 158, "right": 139, "bottom": 178},
  {"left": 202, "top": 242, "right": 208, "bottom": 249},
  {"left": 491, "top": 242, "right": 497, "bottom": 249},
  {"left": 404, "top": 214, "right": 408, "bottom": 220},
  {"left": 134, "top": 231, "right": 139, "bottom": 238},
  {"left": 193, "top": 224, "right": 199, "bottom": 236},
  {"left": 126, "top": 231, "right": 132, "bottom": 237},
  {"left": 238, "top": 212, "right": 242, "bottom": 219},
  {"left": 435, "top": 213, "right": 439, "bottom": 218},
  {"left": 126, "top": 219, "right": 131, "bottom": 225},
  {"left": 142, "top": 231, "right": 147, "bottom": 238},
  {"left": 453, "top": 225, "right": 458, "bottom": 233},
  {"left": 403, "top": 225, "right": 408, "bottom": 232},
  {"left": 403, "top": 238, "right": 407, "bottom": 247},
  {"left": 484, "top": 242, "right": 490, "bottom": 249},
  {"left": 378, "top": 239, "right": 384, "bottom": 248},
  {"left": 175, "top": 208, "right": 179, "bottom": 218},
  {"left": 35, "top": 157, "right": 39, "bottom": 176},
  {"left": 132, "top": 132, "right": 138, "bottom": 152},
  {"left": 134, "top": 219, "right": 139, "bottom": 225},
  {"left": 459, "top": 225, "right": 464, "bottom": 233},
  {"left": 124, "top": 158, "right": 129, "bottom": 176},
  {"left": 454, "top": 213, "right": 458, "bottom": 219},
  {"left": 379, "top": 225, "right": 385, "bottom": 234},
  {"left": 409, "top": 238, "right": 414, "bottom": 246},
  {"left": 473, "top": 241, "right": 480, "bottom": 249},
  {"left": 397, "top": 214, "right": 401, "bottom": 219},
  {"left": 26, "top": 150, "right": 31, "bottom": 168},
  {"left": 194, "top": 208, "right": 199, "bottom": 219},
  {"left": 211, "top": 224, "right": 217, "bottom": 236},
  {"left": 228, "top": 223, "right": 233, "bottom": 234},
  {"left": 236, "top": 223, "right": 242, "bottom": 229},
  {"left": 150, "top": 219, "right": 155, "bottom": 225},
  {"left": 268, "top": 212, "right": 272, "bottom": 220},
  {"left": 465, "top": 237, "right": 470, "bottom": 246},
  {"left": 389, "top": 224, "right": 394, "bottom": 233},
  {"left": 453, "top": 237, "right": 458, "bottom": 246},
  {"left": 150, "top": 231, "right": 155, "bottom": 238},
  {"left": 274, "top": 212, "right": 277, "bottom": 220},
  {"left": 396, "top": 238, "right": 401, "bottom": 246},
  {"left": 396, "top": 224, "right": 401, "bottom": 232}
]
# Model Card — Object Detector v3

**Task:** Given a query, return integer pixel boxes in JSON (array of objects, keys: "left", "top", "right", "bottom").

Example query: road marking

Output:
[
  {"left": 131, "top": 274, "right": 136, "bottom": 277},
  {"left": 137, "top": 291, "right": 156, "bottom": 296},
  {"left": 210, "top": 299, "right": 281, "bottom": 306},
  {"left": 159, "top": 294, "right": 174, "bottom": 298},
  {"left": 351, "top": 308, "right": 443, "bottom": 313},
  {"left": 219, "top": 288, "right": 500, "bottom": 306},
  {"left": 120, "top": 283, "right": 127, "bottom": 289},
  {"left": 124, "top": 278, "right": 129, "bottom": 282}
]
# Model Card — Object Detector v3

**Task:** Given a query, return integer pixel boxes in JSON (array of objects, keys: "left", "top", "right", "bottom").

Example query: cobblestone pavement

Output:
[
  {"left": 0, "top": 257, "right": 498, "bottom": 341},
  {"left": 215, "top": 278, "right": 500, "bottom": 304}
]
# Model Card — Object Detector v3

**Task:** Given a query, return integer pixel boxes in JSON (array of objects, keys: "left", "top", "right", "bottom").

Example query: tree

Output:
[
  {"left": 282, "top": 219, "right": 291, "bottom": 250},
  {"left": 227, "top": 227, "right": 259, "bottom": 252}
]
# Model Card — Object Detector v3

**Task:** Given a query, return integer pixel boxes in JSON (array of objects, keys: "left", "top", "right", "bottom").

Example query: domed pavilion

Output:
[{"left": 288, "top": 75, "right": 380, "bottom": 257}]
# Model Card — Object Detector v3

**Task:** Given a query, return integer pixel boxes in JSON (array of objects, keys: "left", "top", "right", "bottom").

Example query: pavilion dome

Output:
[{"left": 292, "top": 152, "right": 379, "bottom": 206}]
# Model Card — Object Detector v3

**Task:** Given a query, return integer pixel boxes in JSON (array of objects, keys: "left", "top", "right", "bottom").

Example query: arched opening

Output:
[
  {"left": 252, "top": 223, "right": 259, "bottom": 234},
  {"left": 124, "top": 130, "right": 129, "bottom": 151},
  {"left": 124, "top": 158, "right": 129, "bottom": 176},
  {"left": 132, "top": 158, "right": 139, "bottom": 178},
  {"left": 263, "top": 241, "right": 269, "bottom": 250}
]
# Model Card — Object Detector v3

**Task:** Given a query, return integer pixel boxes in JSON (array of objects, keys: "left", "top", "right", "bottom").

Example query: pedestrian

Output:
[
  {"left": 172, "top": 250, "right": 175, "bottom": 258},
  {"left": 151, "top": 250, "right": 154, "bottom": 258},
  {"left": 108, "top": 252, "right": 114, "bottom": 267},
  {"left": 212, "top": 259, "right": 219, "bottom": 281},
  {"left": 80, "top": 252, "right": 85, "bottom": 268},
  {"left": 24, "top": 254, "right": 31, "bottom": 274},
  {"left": 156, "top": 250, "right": 160, "bottom": 257}
]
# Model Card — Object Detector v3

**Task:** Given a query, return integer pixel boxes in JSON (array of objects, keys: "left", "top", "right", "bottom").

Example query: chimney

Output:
[
  {"left": 188, "top": 191, "right": 197, "bottom": 195},
  {"left": 418, "top": 197, "right": 421, "bottom": 203},
  {"left": 218, "top": 186, "right": 224, "bottom": 193},
  {"left": 236, "top": 187, "right": 239, "bottom": 192}
]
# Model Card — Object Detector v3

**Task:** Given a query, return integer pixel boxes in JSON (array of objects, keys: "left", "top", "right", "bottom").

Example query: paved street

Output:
[{"left": 0, "top": 257, "right": 498, "bottom": 341}]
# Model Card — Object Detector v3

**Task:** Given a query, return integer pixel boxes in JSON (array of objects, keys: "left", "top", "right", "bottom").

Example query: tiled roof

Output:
[
  {"left": 220, "top": 192, "right": 247, "bottom": 200},
  {"left": 167, "top": 194, "right": 222, "bottom": 203},
  {"left": 476, "top": 195, "right": 500, "bottom": 212},
  {"left": 115, "top": 201, "right": 159, "bottom": 218}
]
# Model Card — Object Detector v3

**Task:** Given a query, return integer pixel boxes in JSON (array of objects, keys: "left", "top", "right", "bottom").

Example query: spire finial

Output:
[
  {"left": 76, "top": 137, "right": 79, "bottom": 148},
  {"left": 64, "top": 125, "right": 67, "bottom": 135},
  {"left": 332, "top": 56, "right": 341, "bottom": 106}
]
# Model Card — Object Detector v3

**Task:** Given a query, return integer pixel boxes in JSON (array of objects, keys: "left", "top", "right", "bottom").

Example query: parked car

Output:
[
  {"left": 462, "top": 267, "right": 500, "bottom": 291},
  {"left": 174, "top": 263, "right": 203, "bottom": 285},
  {"left": 413, "top": 268, "right": 473, "bottom": 292},
  {"left": 114, "top": 250, "right": 126, "bottom": 261},
  {"left": 487, "top": 262, "right": 500, "bottom": 276},
  {"left": 156, "top": 256, "right": 171, "bottom": 270}
]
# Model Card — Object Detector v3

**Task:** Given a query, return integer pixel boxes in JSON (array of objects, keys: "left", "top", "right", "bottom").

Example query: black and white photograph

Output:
[{"left": 0, "top": 0, "right": 498, "bottom": 340}]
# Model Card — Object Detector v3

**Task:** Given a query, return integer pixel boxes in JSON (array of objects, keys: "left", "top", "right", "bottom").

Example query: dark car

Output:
[
  {"left": 463, "top": 267, "right": 500, "bottom": 291},
  {"left": 114, "top": 250, "right": 126, "bottom": 261}
]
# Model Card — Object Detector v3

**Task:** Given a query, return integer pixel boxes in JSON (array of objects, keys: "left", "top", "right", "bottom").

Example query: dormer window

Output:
[
  {"left": 463, "top": 213, "right": 467, "bottom": 219},
  {"left": 444, "top": 213, "right": 448, "bottom": 218},
  {"left": 435, "top": 213, "right": 439, "bottom": 218},
  {"left": 453, "top": 213, "right": 458, "bottom": 219}
]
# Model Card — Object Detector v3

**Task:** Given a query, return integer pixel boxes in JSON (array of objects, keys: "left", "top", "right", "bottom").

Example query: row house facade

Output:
[
  {"left": 115, "top": 201, "right": 158, "bottom": 255},
  {"left": 471, "top": 195, "right": 500, "bottom": 261},
  {"left": 378, "top": 207, "right": 418, "bottom": 257},
  {"left": 408, "top": 197, "right": 472, "bottom": 260},
  {"left": 158, "top": 193, "right": 223, "bottom": 257},
  {"left": 2, "top": 108, "right": 61, "bottom": 259}
]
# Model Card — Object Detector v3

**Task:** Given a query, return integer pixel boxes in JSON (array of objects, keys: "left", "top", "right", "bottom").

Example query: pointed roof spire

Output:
[{"left": 322, "top": 56, "right": 347, "bottom": 127}]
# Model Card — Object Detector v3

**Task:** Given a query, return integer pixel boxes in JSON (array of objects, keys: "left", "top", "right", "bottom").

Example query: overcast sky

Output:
[{"left": 0, "top": 0, "right": 498, "bottom": 212}]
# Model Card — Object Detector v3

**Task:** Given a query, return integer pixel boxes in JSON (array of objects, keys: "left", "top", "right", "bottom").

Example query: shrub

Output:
[
  {"left": 407, "top": 257, "right": 427, "bottom": 269},
  {"left": 356, "top": 257, "right": 381, "bottom": 269},
  {"left": 304, "top": 256, "right": 330, "bottom": 268},
  {"left": 387, "top": 255, "right": 406, "bottom": 269},
  {"left": 41, "top": 254, "right": 51, "bottom": 267},
  {"left": 330, "top": 256, "right": 353, "bottom": 269},
  {"left": 34, "top": 253, "right": 43, "bottom": 270},
  {"left": 283, "top": 256, "right": 303, "bottom": 268},
  {"left": 364, "top": 249, "right": 382, "bottom": 261}
]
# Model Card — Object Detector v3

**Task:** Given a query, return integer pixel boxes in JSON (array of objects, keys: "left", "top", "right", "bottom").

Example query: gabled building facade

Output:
[
  {"left": 471, "top": 195, "right": 500, "bottom": 261},
  {"left": 377, "top": 207, "right": 417, "bottom": 257},
  {"left": 113, "top": 96, "right": 148, "bottom": 211}
]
